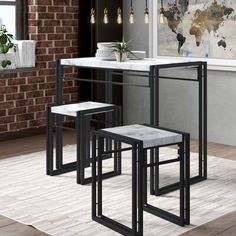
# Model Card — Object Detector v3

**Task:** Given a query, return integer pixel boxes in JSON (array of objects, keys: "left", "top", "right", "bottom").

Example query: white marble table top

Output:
[
  {"left": 60, "top": 57, "right": 197, "bottom": 72},
  {"left": 51, "top": 101, "right": 115, "bottom": 117},
  {"left": 102, "top": 124, "right": 182, "bottom": 148}
]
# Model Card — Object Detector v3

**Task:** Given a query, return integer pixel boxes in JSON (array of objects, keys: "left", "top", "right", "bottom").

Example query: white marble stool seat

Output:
[
  {"left": 51, "top": 101, "right": 116, "bottom": 117},
  {"left": 103, "top": 124, "right": 182, "bottom": 148}
]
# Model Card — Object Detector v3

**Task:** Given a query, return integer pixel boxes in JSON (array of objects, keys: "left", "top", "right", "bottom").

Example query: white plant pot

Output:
[{"left": 114, "top": 51, "right": 127, "bottom": 62}]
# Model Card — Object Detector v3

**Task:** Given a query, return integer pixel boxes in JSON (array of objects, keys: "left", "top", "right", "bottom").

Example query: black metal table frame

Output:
[{"left": 56, "top": 59, "right": 207, "bottom": 194}]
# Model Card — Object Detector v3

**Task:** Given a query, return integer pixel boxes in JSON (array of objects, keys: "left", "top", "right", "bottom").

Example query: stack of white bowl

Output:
[{"left": 95, "top": 42, "right": 116, "bottom": 60}]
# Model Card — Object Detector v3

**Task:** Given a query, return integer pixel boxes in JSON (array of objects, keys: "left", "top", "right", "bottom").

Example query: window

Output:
[{"left": 0, "top": 0, "right": 26, "bottom": 39}]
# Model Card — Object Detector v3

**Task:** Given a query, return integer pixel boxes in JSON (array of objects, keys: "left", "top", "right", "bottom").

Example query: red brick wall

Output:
[{"left": 0, "top": 0, "right": 79, "bottom": 137}]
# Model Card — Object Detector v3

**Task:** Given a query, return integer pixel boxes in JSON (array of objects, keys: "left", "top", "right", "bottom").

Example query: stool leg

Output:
[
  {"left": 143, "top": 150, "right": 148, "bottom": 206},
  {"left": 98, "top": 136, "right": 104, "bottom": 216},
  {"left": 92, "top": 133, "right": 97, "bottom": 219},
  {"left": 137, "top": 143, "right": 144, "bottom": 235},
  {"left": 179, "top": 142, "right": 185, "bottom": 226},
  {"left": 132, "top": 144, "right": 138, "bottom": 234},
  {"left": 185, "top": 133, "right": 190, "bottom": 225},
  {"left": 150, "top": 149, "right": 155, "bottom": 195},
  {"left": 46, "top": 107, "right": 54, "bottom": 175},
  {"left": 55, "top": 115, "right": 63, "bottom": 169},
  {"left": 154, "top": 148, "right": 160, "bottom": 196}
]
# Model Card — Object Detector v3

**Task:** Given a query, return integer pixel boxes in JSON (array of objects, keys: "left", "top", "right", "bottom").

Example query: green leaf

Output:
[{"left": 1, "top": 60, "right": 8, "bottom": 68}]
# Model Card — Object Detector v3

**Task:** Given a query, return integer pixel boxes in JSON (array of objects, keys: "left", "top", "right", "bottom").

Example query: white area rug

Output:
[{"left": 0, "top": 145, "right": 236, "bottom": 236}]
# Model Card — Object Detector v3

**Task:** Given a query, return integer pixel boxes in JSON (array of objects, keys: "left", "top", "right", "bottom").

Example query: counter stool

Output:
[
  {"left": 46, "top": 101, "right": 121, "bottom": 185},
  {"left": 92, "top": 124, "right": 190, "bottom": 236}
]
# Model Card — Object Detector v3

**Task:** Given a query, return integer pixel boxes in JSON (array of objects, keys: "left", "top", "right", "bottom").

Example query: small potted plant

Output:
[
  {"left": 0, "top": 25, "right": 15, "bottom": 70},
  {"left": 110, "top": 39, "right": 133, "bottom": 62}
]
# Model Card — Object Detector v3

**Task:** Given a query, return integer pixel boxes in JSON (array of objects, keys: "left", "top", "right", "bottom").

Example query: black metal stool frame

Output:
[
  {"left": 92, "top": 125, "right": 190, "bottom": 236},
  {"left": 46, "top": 104, "right": 121, "bottom": 185}
]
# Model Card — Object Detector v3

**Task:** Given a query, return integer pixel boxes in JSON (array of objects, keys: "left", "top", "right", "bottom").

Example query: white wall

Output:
[{"left": 123, "top": 0, "right": 236, "bottom": 146}]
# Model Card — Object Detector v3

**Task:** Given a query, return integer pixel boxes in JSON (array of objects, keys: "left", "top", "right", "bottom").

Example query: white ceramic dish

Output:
[
  {"left": 97, "top": 42, "right": 115, "bottom": 50},
  {"left": 128, "top": 51, "right": 146, "bottom": 60}
]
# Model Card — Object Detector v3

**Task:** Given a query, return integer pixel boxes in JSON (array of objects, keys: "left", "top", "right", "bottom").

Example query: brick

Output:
[
  {"left": 19, "top": 71, "right": 37, "bottom": 77},
  {"left": 0, "top": 95, "right": 4, "bottom": 102},
  {"left": 37, "top": 55, "right": 54, "bottom": 61},
  {"left": 0, "top": 110, "right": 6, "bottom": 117},
  {"left": 30, "top": 34, "right": 46, "bottom": 41},
  {"left": 30, "top": 6, "right": 47, "bottom": 12},
  {"left": 0, "top": 124, "right": 7, "bottom": 132},
  {"left": 8, "top": 107, "right": 27, "bottom": 115},
  {"left": 0, "top": 86, "right": 18, "bottom": 94},
  {"left": 28, "top": 104, "right": 45, "bottom": 112},
  {"left": 7, "top": 78, "right": 26, "bottom": 85},
  {"left": 0, "top": 116, "right": 14, "bottom": 124},
  {"left": 48, "top": 61, "right": 56, "bottom": 68},
  {"left": 56, "top": 27, "right": 72, "bottom": 34},
  {"left": 29, "top": 119, "right": 46, "bottom": 127},
  {"left": 26, "top": 91, "right": 44, "bottom": 98},
  {"left": 36, "top": 48, "right": 47, "bottom": 55},
  {"left": 47, "top": 34, "right": 64, "bottom": 40},
  {"left": 44, "top": 20, "right": 61, "bottom": 26},
  {"left": 36, "top": 62, "right": 47, "bottom": 69},
  {"left": 36, "top": 111, "right": 46, "bottom": 119},
  {"left": 0, "top": 102, "right": 14, "bottom": 109},
  {"left": 39, "top": 82, "right": 55, "bottom": 89},
  {"left": 56, "top": 13, "right": 73, "bottom": 19},
  {"left": 37, "top": 41, "right": 53, "bottom": 48},
  {"left": 28, "top": 13, "right": 36, "bottom": 20},
  {"left": 45, "top": 89, "right": 56, "bottom": 96},
  {"left": 54, "top": 41, "right": 70, "bottom": 47},
  {"left": 28, "top": 26, "right": 37, "bottom": 34},
  {"left": 38, "top": 26, "right": 55, "bottom": 33},
  {"left": 36, "top": 96, "right": 52, "bottom": 104},
  {"left": 66, "top": 47, "right": 78, "bottom": 54},
  {"left": 38, "top": 13, "right": 55, "bottom": 19},
  {"left": 20, "top": 84, "right": 38, "bottom": 92},
  {"left": 71, "top": 0, "right": 79, "bottom": 6},
  {"left": 48, "top": 6, "right": 64, "bottom": 12},
  {"left": 62, "top": 20, "right": 78, "bottom": 26},
  {"left": 16, "top": 99, "right": 34, "bottom": 107},
  {"left": 36, "top": 0, "right": 52, "bottom": 5},
  {"left": 0, "top": 80, "right": 6, "bottom": 86},
  {"left": 48, "top": 47, "right": 64, "bottom": 54},
  {"left": 66, "top": 7, "right": 79, "bottom": 13},
  {"left": 66, "top": 34, "right": 78, "bottom": 40},
  {"left": 9, "top": 121, "right": 28, "bottom": 131},
  {"left": 38, "top": 69, "right": 56, "bottom": 76},
  {"left": 53, "top": 0, "right": 69, "bottom": 5},
  {"left": 28, "top": 77, "right": 45, "bottom": 84},
  {"left": 63, "top": 87, "right": 78, "bottom": 94},
  {"left": 55, "top": 54, "right": 72, "bottom": 60},
  {"left": 6, "top": 93, "right": 25, "bottom": 100},
  {"left": 17, "top": 113, "right": 34, "bottom": 121}
]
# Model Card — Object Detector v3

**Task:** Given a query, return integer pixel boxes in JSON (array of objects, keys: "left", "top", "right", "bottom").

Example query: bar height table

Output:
[{"left": 56, "top": 57, "right": 207, "bottom": 193}]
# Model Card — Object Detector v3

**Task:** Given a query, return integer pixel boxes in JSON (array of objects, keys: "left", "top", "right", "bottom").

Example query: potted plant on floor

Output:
[
  {"left": 0, "top": 25, "right": 15, "bottom": 70},
  {"left": 110, "top": 39, "right": 133, "bottom": 62}
]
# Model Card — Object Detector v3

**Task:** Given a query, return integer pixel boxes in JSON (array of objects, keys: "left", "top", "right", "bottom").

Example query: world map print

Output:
[{"left": 157, "top": 0, "right": 236, "bottom": 59}]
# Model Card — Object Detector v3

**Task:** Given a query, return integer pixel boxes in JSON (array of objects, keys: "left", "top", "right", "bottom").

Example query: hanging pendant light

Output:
[
  {"left": 117, "top": 7, "right": 122, "bottom": 24},
  {"left": 160, "top": 0, "right": 165, "bottom": 24},
  {"left": 129, "top": 0, "right": 134, "bottom": 24},
  {"left": 103, "top": 0, "right": 109, "bottom": 24},
  {"left": 90, "top": 8, "right": 96, "bottom": 24},
  {"left": 144, "top": 0, "right": 149, "bottom": 24}
]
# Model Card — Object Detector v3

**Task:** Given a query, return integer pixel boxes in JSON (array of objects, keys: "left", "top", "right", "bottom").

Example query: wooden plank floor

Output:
[
  {"left": 0, "top": 215, "right": 49, "bottom": 236},
  {"left": 0, "top": 132, "right": 236, "bottom": 236}
]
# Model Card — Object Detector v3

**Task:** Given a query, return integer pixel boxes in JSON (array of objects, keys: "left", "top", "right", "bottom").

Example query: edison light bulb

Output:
[
  {"left": 144, "top": 7, "right": 149, "bottom": 24},
  {"left": 129, "top": 7, "right": 134, "bottom": 24},
  {"left": 103, "top": 8, "right": 109, "bottom": 24},
  {"left": 160, "top": 8, "right": 165, "bottom": 24},
  {"left": 117, "top": 7, "right": 122, "bottom": 24},
  {"left": 90, "top": 8, "right": 95, "bottom": 24}
]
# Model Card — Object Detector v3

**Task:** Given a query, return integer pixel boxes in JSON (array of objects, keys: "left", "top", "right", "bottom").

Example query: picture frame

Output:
[{"left": 149, "top": 0, "right": 236, "bottom": 71}]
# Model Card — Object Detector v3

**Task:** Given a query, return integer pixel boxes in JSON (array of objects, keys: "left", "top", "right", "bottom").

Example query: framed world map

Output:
[{"left": 150, "top": 0, "right": 236, "bottom": 68}]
